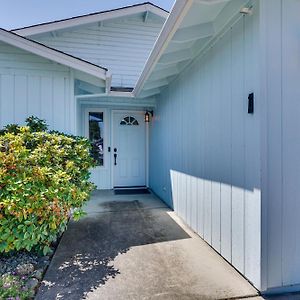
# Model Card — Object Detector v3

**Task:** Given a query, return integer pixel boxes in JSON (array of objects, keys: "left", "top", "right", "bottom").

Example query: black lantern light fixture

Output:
[{"left": 144, "top": 110, "right": 153, "bottom": 123}]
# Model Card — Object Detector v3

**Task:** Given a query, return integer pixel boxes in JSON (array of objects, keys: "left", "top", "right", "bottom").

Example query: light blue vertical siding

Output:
[
  {"left": 260, "top": 0, "right": 300, "bottom": 292},
  {"left": 31, "top": 15, "right": 165, "bottom": 88},
  {"left": 0, "top": 42, "right": 75, "bottom": 134},
  {"left": 149, "top": 7, "right": 261, "bottom": 288}
]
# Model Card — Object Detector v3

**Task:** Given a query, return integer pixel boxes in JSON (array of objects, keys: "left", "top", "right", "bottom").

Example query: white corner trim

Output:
[
  {"left": 0, "top": 29, "right": 107, "bottom": 80},
  {"left": 133, "top": 0, "right": 193, "bottom": 97},
  {"left": 105, "top": 71, "right": 113, "bottom": 94},
  {"left": 12, "top": 4, "right": 168, "bottom": 37}
]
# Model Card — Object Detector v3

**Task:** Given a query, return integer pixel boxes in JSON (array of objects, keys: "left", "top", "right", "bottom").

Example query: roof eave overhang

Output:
[
  {"left": 133, "top": 0, "right": 193, "bottom": 97},
  {"left": 12, "top": 3, "right": 169, "bottom": 37},
  {"left": 134, "top": 0, "right": 249, "bottom": 98},
  {"left": 0, "top": 28, "right": 108, "bottom": 82}
]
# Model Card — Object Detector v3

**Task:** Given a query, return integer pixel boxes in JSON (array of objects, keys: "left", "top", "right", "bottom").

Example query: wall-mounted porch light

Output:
[{"left": 144, "top": 110, "right": 153, "bottom": 123}]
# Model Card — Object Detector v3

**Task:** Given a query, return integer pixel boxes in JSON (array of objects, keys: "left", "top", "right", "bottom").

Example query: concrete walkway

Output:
[{"left": 36, "top": 190, "right": 260, "bottom": 300}]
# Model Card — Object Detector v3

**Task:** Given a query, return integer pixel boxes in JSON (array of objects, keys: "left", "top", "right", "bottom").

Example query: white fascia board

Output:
[
  {"left": 0, "top": 29, "right": 107, "bottom": 81},
  {"left": 147, "top": 4, "right": 169, "bottom": 19},
  {"left": 76, "top": 91, "right": 134, "bottom": 99},
  {"left": 13, "top": 4, "right": 168, "bottom": 37},
  {"left": 133, "top": 0, "right": 193, "bottom": 97},
  {"left": 194, "top": 0, "right": 231, "bottom": 4}
]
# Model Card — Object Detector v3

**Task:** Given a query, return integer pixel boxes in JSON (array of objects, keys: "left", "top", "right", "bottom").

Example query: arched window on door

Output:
[{"left": 120, "top": 116, "right": 139, "bottom": 126}]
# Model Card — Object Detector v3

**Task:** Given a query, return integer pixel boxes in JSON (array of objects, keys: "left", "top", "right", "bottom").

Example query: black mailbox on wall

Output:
[{"left": 248, "top": 93, "right": 254, "bottom": 114}]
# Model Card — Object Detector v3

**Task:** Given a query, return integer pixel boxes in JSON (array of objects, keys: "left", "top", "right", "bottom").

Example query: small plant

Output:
[
  {"left": 0, "top": 273, "right": 34, "bottom": 300},
  {"left": 25, "top": 116, "right": 48, "bottom": 132},
  {"left": 0, "top": 117, "right": 95, "bottom": 255}
]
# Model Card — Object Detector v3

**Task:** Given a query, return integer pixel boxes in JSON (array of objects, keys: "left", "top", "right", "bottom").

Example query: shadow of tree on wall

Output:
[{"left": 36, "top": 200, "right": 190, "bottom": 300}]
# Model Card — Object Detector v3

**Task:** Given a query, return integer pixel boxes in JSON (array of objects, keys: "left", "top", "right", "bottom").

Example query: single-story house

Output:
[{"left": 0, "top": 0, "right": 299, "bottom": 295}]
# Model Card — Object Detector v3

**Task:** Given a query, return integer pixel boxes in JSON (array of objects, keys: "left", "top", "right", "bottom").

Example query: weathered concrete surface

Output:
[{"left": 36, "top": 190, "right": 259, "bottom": 300}]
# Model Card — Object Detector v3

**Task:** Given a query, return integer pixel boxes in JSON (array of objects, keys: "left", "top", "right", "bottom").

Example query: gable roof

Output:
[
  {"left": 2, "top": 0, "right": 249, "bottom": 99},
  {"left": 0, "top": 28, "right": 109, "bottom": 81},
  {"left": 12, "top": 2, "right": 169, "bottom": 37}
]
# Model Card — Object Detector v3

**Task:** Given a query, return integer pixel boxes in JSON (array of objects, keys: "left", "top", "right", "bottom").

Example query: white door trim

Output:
[
  {"left": 84, "top": 107, "right": 109, "bottom": 170},
  {"left": 110, "top": 110, "right": 149, "bottom": 189}
]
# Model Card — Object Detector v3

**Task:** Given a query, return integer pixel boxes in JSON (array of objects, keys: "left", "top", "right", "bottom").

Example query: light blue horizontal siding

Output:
[
  {"left": 0, "top": 42, "right": 75, "bottom": 134},
  {"left": 149, "top": 6, "right": 261, "bottom": 289},
  {"left": 32, "top": 16, "right": 165, "bottom": 88}
]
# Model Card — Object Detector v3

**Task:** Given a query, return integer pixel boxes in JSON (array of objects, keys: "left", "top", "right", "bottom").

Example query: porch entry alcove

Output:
[
  {"left": 2, "top": 0, "right": 300, "bottom": 295},
  {"left": 82, "top": 106, "right": 149, "bottom": 190}
]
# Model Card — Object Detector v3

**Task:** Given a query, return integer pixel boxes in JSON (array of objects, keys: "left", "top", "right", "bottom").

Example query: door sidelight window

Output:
[{"left": 89, "top": 112, "right": 104, "bottom": 166}]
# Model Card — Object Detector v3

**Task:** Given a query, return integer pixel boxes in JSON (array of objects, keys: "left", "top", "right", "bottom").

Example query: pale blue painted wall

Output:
[
  {"left": 0, "top": 41, "right": 75, "bottom": 133},
  {"left": 149, "top": 6, "right": 261, "bottom": 289},
  {"left": 260, "top": 0, "right": 300, "bottom": 293},
  {"left": 31, "top": 14, "right": 165, "bottom": 88}
]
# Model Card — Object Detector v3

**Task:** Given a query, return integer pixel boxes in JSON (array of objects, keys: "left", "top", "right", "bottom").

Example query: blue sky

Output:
[{"left": 0, "top": 0, "right": 174, "bottom": 30}]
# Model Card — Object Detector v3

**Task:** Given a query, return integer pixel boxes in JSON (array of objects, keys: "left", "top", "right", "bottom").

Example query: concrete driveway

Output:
[{"left": 36, "top": 190, "right": 260, "bottom": 300}]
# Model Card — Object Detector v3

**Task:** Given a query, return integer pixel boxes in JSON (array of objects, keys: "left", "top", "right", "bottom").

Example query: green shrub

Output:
[
  {"left": 0, "top": 117, "right": 95, "bottom": 254},
  {"left": 25, "top": 116, "right": 48, "bottom": 132}
]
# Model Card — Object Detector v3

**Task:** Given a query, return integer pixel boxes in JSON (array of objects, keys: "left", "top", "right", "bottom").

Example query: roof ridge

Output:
[{"left": 11, "top": 2, "right": 169, "bottom": 33}]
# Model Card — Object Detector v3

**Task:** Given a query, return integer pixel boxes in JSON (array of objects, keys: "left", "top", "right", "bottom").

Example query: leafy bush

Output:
[
  {"left": 25, "top": 116, "right": 48, "bottom": 132},
  {"left": 0, "top": 117, "right": 95, "bottom": 254}
]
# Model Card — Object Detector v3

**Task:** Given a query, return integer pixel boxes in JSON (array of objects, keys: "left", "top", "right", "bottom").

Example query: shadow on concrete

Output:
[
  {"left": 36, "top": 200, "right": 190, "bottom": 300},
  {"left": 260, "top": 293, "right": 300, "bottom": 300}
]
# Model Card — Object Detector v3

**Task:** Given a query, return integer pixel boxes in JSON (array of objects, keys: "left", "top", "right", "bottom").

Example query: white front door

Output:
[{"left": 112, "top": 111, "right": 146, "bottom": 188}]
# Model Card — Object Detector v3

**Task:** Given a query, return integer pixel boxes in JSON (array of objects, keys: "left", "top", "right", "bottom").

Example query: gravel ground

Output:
[
  {"left": 0, "top": 251, "right": 48, "bottom": 276},
  {"left": 0, "top": 249, "right": 54, "bottom": 298}
]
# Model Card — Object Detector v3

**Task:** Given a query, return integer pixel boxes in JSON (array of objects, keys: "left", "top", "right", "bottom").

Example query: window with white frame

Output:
[{"left": 88, "top": 112, "right": 104, "bottom": 166}]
